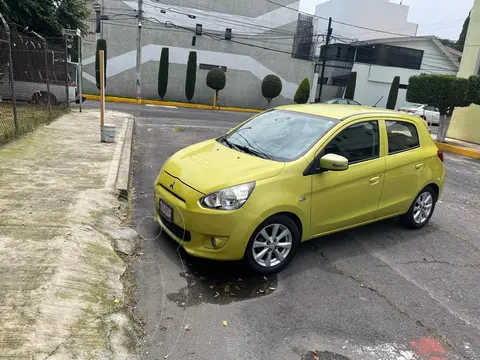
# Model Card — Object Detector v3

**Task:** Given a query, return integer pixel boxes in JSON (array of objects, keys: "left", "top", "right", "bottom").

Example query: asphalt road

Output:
[{"left": 88, "top": 102, "right": 480, "bottom": 360}]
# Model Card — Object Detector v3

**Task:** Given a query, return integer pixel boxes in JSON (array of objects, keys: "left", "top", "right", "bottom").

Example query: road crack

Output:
[{"left": 310, "top": 243, "right": 471, "bottom": 360}]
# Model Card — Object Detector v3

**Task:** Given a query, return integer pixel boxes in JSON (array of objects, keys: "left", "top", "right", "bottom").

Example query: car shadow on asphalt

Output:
[{"left": 145, "top": 215, "right": 437, "bottom": 307}]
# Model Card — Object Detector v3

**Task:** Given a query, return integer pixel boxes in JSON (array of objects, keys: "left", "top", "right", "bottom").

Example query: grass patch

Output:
[{"left": 0, "top": 103, "right": 68, "bottom": 145}]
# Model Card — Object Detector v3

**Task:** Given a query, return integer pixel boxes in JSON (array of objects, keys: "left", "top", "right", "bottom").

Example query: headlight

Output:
[{"left": 200, "top": 182, "right": 255, "bottom": 210}]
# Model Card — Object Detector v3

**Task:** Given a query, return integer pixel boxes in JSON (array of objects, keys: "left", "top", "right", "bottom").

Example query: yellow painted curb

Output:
[
  {"left": 436, "top": 142, "right": 480, "bottom": 160},
  {"left": 83, "top": 94, "right": 262, "bottom": 113}
]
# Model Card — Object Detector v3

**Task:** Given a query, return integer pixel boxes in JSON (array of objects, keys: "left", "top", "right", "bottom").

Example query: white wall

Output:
[
  {"left": 351, "top": 63, "right": 415, "bottom": 108},
  {"left": 314, "top": 0, "right": 417, "bottom": 41}
]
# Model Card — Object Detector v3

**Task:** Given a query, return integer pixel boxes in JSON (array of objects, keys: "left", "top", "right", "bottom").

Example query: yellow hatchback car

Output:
[{"left": 154, "top": 105, "right": 445, "bottom": 274}]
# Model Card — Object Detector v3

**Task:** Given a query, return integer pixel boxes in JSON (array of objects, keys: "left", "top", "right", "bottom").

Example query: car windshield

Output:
[{"left": 219, "top": 110, "right": 338, "bottom": 161}]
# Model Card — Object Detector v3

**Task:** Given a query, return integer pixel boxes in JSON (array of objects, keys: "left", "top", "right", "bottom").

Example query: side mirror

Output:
[{"left": 319, "top": 153, "right": 349, "bottom": 171}]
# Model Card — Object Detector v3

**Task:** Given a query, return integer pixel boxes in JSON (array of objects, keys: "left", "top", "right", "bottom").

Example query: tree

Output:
[
  {"left": 466, "top": 75, "right": 480, "bottom": 105},
  {"left": 344, "top": 72, "right": 357, "bottom": 100},
  {"left": 185, "top": 51, "right": 197, "bottom": 102},
  {"left": 457, "top": 11, "right": 470, "bottom": 52},
  {"left": 0, "top": 0, "right": 90, "bottom": 39},
  {"left": 158, "top": 47, "right": 169, "bottom": 100},
  {"left": 95, "top": 39, "right": 107, "bottom": 90},
  {"left": 206, "top": 68, "right": 226, "bottom": 106},
  {"left": 386, "top": 76, "right": 400, "bottom": 110},
  {"left": 261, "top": 75, "right": 282, "bottom": 105},
  {"left": 294, "top": 78, "right": 310, "bottom": 104},
  {"left": 406, "top": 74, "right": 469, "bottom": 142}
]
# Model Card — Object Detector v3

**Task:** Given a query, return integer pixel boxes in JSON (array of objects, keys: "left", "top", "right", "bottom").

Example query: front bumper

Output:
[{"left": 153, "top": 174, "right": 262, "bottom": 261}]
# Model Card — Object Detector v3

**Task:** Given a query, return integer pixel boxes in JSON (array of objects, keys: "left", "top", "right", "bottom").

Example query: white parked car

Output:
[{"left": 398, "top": 104, "right": 440, "bottom": 125}]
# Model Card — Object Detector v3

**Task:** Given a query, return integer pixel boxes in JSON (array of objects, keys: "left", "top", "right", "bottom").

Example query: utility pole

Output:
[
  {"left": 136, "top": 0, "right": 143, "bottom": 101},
  {"left": 316, "top": 17, "right": 332, "bottom": 103}
]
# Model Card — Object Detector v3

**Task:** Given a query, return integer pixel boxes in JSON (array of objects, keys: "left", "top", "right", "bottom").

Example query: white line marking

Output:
[{"left": 145, "top": 104, "right": 178, "bottom": 109}]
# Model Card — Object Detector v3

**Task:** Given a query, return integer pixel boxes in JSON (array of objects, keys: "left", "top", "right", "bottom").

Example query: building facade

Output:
[
  {"left": 82, "top": 0, "right": 314, "bottom": 108},
  {"left": 458, "top": 0, "right": 480, "bottom": 78},
  {"left": 313, "top": 0, "right": 418, "bottom": 42}
]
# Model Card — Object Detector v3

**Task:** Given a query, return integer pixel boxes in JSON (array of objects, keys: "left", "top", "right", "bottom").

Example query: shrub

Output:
[
  {"left": 158, "top": 47, "right": 169, "bottom": 100},
  {"left": 294, "top": 78, "right": 310, "bottom": 104},
  {"left": 386, "top": 76, "right": 400, "bottom": 110},
  {"left": 344, "top": 71, "right": 357, "bottom": 100},
  {"left": 95, "top": 39, "right": 107, "bottom": 90},
  {"left": 185, "top": 51, "right": 197, "bottom": 102},
  {"left": 261, "top": 75, "right": 282, "bottom": 105},
  {"left": 206, "top": 68, "right": 226, "bottom": 104}
]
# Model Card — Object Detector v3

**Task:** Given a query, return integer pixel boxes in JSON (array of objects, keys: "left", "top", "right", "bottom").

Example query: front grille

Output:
[{"left": 159, "top": 215, "right": 191, "bottom": 242}]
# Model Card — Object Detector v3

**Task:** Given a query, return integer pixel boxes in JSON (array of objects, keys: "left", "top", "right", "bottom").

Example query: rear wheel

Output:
[
  {"left": 400, "top": 186, "right": 436, "bottom": 229},
  {"left": 245, "top": 215, "right": 300, "bottom": 274},
  {"left": 32, "top": 91, "right": 57, "bottom": 106}
]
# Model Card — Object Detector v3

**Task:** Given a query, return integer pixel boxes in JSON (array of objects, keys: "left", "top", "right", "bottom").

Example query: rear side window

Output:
[
  {"left": 324, "top": 121, "right": 379, "bottom": 164},
  {"left": 386, "top": 120, "right": 420, "bottom": 154}
]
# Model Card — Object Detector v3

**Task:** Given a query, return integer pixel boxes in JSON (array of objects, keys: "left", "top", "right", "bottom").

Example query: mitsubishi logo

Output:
[{"left": 169, "top": 180, "right": 176, "bottom": 190}]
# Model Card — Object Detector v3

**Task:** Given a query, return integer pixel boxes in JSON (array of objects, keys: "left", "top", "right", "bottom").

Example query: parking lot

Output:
[{"left": 96, "top": 102, "right": 480, "bottom": 360}]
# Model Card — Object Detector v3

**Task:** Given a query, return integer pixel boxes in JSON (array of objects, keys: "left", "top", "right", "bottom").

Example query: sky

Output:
[{"left": 299, "top": 0, "right": 474, "bottom": 40}]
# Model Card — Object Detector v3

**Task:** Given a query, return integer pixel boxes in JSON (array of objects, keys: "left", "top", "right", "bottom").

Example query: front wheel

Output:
[
  {"left": 400, "top": 186, "right": 436, "bottom": 229},
  {"left": 244, "top": 215, "right": 300, "bottom": 274}
]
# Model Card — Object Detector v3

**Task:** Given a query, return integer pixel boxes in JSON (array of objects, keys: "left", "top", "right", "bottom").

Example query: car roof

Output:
[{"left": 276, "top": 104, "right": 404, "bottom": 121}]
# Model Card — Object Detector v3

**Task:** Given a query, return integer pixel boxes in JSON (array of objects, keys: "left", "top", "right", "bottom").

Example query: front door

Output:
[{"left": 309, "top": 120, "right": 386, "bottom": 237}]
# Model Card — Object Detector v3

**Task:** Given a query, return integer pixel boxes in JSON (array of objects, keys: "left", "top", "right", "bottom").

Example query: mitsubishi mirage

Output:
[{"left": 154, "top": 105, "right": 445, "bottom": 274}]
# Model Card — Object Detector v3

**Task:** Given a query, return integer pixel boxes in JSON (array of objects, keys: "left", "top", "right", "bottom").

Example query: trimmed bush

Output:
[
  {"left": 261, "top": 75, "right": 282, "bottom": 105},
  {"left": 185, "top": 51, "right": 197, "bottom": 102},
  {"left": 206, "top": 68, "right": 226, "bottom": 103},
  {"left": 294, "top": 78, "right": 310, "bottom": 104},
  {"left": 344, "top": 71, "right": 357, "bottom": 100},
  {"left": 158, "top": 47, "right": 169, "bottom": 100},
  {"left": 95, "top": 39, "right": 107, "bottom": 90},
  {"left": 386, "top": 76, "right": 400, "bottom": 110}
]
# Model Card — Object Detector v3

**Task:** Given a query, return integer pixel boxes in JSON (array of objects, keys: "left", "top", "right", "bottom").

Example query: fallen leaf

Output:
[
  {"left": 113, "top": 298, "right": 121, "bottom": 304},
  {"left": 224, "top": 284, "right": 231, "bottom": 293},
  {"left": 214, "top": 292, "right": 219, "bottom": 297},
  {"left": 209, "top": 284, "right": 215, "bottom": 289},
  {"left": 222, "top": 320, "right": 227, "bottom": 327},
  {"left": 263, "top": 276, "right": 268, "bottom": 280},
  {"left": 184, "top": 324, "right": 191, "bottom": 331},
  {"left": 190, "top": 280, "right": 196, "bottom": 287},
  {"left": 235, "top": 285, "right": 241, "bottom": 291},
  {"left": 312, "top": 350, "right": 319, "bottom": 360},
  {"left": 360, "top": 282, "right": 365, "bottom": 288},
  {"left": 259, "top": 288, "right": 265, "bottom": 294},
  {"left": 269, "top": 287, "right": 276, "bottom": 291}
]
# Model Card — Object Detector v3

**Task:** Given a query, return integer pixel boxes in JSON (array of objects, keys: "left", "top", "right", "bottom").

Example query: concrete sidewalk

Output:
[{"left": 0, "top": 110, "right": 138, "bottom": 359}]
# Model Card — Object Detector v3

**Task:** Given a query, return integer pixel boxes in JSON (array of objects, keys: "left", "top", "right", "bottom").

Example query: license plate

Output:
[{"left": 159, "top": 200, "right": 173, "bottom": 222}]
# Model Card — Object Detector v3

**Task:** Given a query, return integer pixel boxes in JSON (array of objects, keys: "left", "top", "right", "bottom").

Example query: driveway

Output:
[{"left": 105, "top": 102, "right": 480, "bottom": 360}]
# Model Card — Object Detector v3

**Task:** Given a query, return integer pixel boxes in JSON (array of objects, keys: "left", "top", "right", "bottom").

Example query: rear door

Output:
[{"left": 378, "top": 119, "right": 426, "bottom": 217}]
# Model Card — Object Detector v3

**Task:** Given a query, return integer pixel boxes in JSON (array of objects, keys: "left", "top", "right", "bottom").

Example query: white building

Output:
[
  {"left": 350, "top": 37, "right": 460, "bottom": 108},
  {"left": 314, "top": 0, "right": 418, "bottom": 42}
]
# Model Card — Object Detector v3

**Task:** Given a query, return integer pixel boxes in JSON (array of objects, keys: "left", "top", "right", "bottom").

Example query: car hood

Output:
[{"left": 163, "top": 139, "right": 285, "bottom": 194}]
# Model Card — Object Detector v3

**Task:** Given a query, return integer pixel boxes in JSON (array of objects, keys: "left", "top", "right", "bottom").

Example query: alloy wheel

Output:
[
  {"left": 251, "top": 223, "right": 292, "bottom": 267},
  {"left": 413, "top": 191, "right": 433, "bottom": 224}
]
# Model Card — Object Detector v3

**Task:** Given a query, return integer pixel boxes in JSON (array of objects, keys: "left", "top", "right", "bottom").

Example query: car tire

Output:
[
  {"left": 400, "top": 186, "right": 437, "bottom": 229},
  {"left": 244, "top": 214, "right": 300, "bottom": 275}
]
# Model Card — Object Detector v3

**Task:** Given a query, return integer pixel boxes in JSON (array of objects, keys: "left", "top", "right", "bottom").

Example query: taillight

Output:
[
  {"left": 407, "top": 109, "right": 415, "bottom": 113},
  {"left": 437, "top": 149, "right": 444, "bottom": 162},
  {"left": 69, "top": 82, "right": 76, "bottom": 87}
]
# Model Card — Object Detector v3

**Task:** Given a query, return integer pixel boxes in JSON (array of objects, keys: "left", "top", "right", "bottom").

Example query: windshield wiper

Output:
[{"left": 234, "top": 144, "right": 272, "bottom": 160}]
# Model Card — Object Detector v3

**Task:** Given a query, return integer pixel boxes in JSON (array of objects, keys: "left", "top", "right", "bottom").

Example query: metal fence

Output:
[{"left": 0, "top": 15, "right": 73, "bottom": 145}]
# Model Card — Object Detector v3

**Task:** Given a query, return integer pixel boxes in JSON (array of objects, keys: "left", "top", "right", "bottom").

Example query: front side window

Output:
[
  {"left": 386, "top": 120, "right": 420, "bottom": 154},
  {"left": 220, "top": 110, "right": 338, "bottom": 161},
  {"left": 323, "top": 121, "right": 379, "bottom": 164}
]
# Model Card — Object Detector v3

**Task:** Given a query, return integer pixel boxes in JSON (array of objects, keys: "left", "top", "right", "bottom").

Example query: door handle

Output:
[
  {"left": 415, "top": 163, "right": 424, "bottom": 170},
  {"left": 369, "top": 176, "right": 380, "bottom": 185}
]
